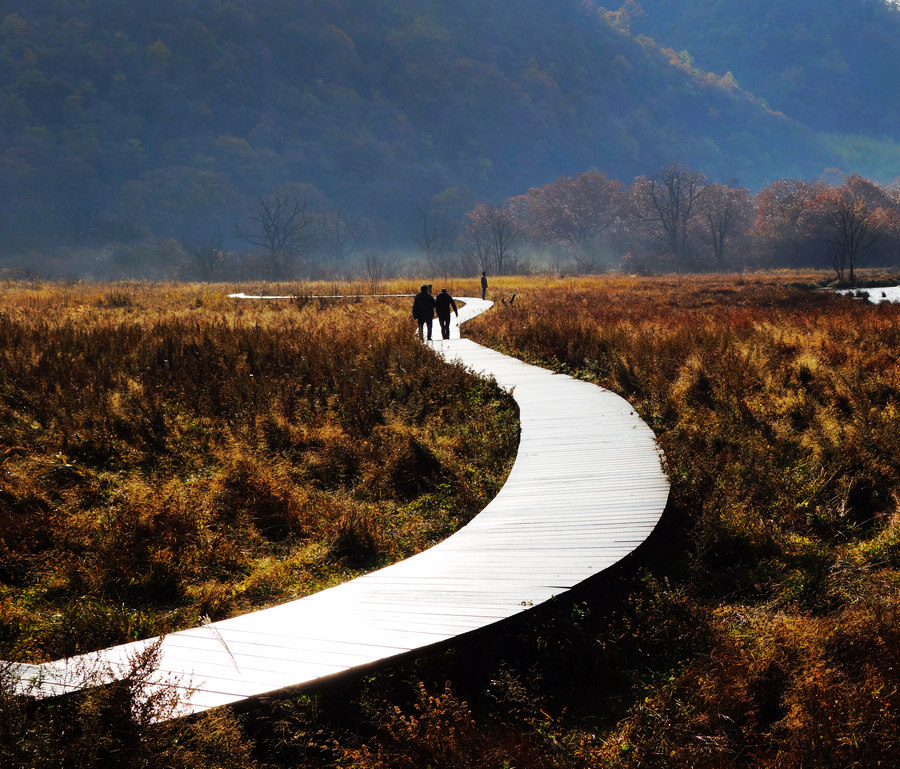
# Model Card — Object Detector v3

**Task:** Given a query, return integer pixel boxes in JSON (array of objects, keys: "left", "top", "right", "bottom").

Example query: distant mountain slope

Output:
[
  {"left": 0, "top": 0, "right": 841, "bottom": 265},
  {"left": 632, "top": 0, "right": 900, "bottom": 140}
]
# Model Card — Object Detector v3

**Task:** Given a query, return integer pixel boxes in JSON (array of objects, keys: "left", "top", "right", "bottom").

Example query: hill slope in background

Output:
[
  {"left": 0, "top": 0, "right": 882, "bottom": 270},
  {"left": 631, "top": 0, "right": 900, "bottom": 179},
  {"left": 631, "top": 0, "right": 900, "bottom": 136}
]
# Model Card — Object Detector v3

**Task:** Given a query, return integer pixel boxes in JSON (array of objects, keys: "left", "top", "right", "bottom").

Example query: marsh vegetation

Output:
[
  {"left": 5, "top": 272, "right": 900, "bottom": 768},
  {"left": 0, "top": 281, "right": 518, "bottom": 664}
]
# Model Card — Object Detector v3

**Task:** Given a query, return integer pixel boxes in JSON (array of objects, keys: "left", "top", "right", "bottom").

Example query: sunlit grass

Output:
[
  {"left": 0, "top": 281, "right": 518, "bottom": 662},
  {"left": 444, "top": 270, "right": 900, "bottom": 768},
  {"left": 8, "top": 272, "right": 900, "bottom": 767},
  {"left": 247, "top": 270, "right": 900, "bottom": 768}
]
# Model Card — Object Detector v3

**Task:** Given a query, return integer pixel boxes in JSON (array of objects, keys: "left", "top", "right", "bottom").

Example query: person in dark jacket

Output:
[
  {"left": 480, "top": 271, "right": 488, "bottom": 300},
  {"left": 412, "top": 284, "right": 436, "bottom": 341},
  {"left": 434, "top": 288, "right": 459, "bottom": 340}
]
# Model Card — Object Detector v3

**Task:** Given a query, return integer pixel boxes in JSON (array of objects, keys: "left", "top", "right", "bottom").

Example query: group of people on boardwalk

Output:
[
  {"left": 412, "top": 284, "right": 458, "bottom": 341},
  {"left": 412, "top": 273, "right": 487, "bottom": 342}
]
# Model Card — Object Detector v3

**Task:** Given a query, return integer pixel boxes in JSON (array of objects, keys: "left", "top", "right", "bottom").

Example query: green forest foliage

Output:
[
  {"left": 0, "top": 0, "right": 843, "bottom": 273},
  {"left": 633, "top": 0, "right": 900, "bottom": 163}
]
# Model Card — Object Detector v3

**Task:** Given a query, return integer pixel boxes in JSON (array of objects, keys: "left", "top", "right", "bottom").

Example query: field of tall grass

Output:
[
  {"left": 6, "top": 272, "right": 900, "bottom": 768},
  {"left": 443, "top": 271, "right": 900, "bottom": 768},
  {"left": 0, "top": 281, "right": 518, "bottom": 665}
]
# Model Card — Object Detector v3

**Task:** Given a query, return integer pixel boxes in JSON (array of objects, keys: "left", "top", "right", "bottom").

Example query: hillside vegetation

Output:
[
  {"left": 1, "top": 0, "right": 839, "bottom": 269},
  {"left": 631, "top": 0, "right": 900, "bottom": 185},
  {"left": 633, "top": 0, "right": 900, "bottom": 145}
]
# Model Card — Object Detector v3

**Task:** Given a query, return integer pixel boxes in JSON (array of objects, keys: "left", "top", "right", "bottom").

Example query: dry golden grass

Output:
[
  {"left": 452, "top": 270, "right": 900, "bottom": 768},
  {"left": 281, "top": 270, "right": 900, "bottom": 769},
  {"left": 8, "top": 272, "right": 900, "bottom": 768},
  {"left": 0, "top": 281, "right": 518, "bottom": 662}
]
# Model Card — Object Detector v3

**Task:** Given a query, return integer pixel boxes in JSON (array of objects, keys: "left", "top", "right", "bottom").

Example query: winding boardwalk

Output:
[{"left": 10, "top": 298, "right": 669, "bottom": 717}]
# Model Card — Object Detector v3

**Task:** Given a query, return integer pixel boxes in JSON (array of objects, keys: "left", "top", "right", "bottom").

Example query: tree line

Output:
[
  {"left": 425, "top": 166, "right": 900, "bottom": 281},
  {"left": 4, "top": 163, "right": 896, "bottom": 283},
  {"left": 222, "top": 166, "right": 899, "bottom": 283},
  {"left": 36, "top": 166, "right": 899, "bottom": 282}
]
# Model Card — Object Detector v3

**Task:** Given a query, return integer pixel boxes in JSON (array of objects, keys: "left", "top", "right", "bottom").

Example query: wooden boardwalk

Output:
[{"left": 10, "top": 298, "right": 669, "bottom": 717}]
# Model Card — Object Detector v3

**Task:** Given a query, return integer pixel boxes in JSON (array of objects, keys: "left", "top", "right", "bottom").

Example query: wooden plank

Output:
[{"left": 10, "top": 296, "right": 669, "bottom": 717}]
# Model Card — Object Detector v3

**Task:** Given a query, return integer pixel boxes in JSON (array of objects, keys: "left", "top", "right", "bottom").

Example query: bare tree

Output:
[
  {"left": 186, "top": 234, "right": 225, "bottom": 280},
  {"left": 701, "top": 184, "right": 752, "bottom": 267},
  {"left": 361, "top": 250, "right": 391, "bottom": 290},
  {"left": 236, "top": 193, "right": 313, "bottom": 278},
  {"left": 415, "top": 199, "right": 453, "bottom": 264},
  {"left": 819, "top": 191, "right": 878, "bottom": 283},
  {"left": 631, "top": 164, "right": 707, "bottom": 259},
  {"left": 462, "top": 202, "right": 523, "bottom": 274},
  {"left": 316, "top": 206, "right": 365, "bottom": 266},
  {"left": 461, "top": 210, "right": 491, "bottom": 273}
]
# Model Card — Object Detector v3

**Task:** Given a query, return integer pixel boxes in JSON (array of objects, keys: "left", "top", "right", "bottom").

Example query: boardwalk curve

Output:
[{"left": 10, "top": 297, "right": 669, "bottom": 717}]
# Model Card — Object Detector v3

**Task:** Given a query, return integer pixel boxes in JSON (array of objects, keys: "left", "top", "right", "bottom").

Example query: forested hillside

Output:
[
  {"left": 631, "top": 0, "right": 900, "bottom": 179},
  {"left": 0, "top": 0, "right": 847, "bottom": 276},
  {"left": 632, "top": 0, "right": 900, "bottom": 138}
]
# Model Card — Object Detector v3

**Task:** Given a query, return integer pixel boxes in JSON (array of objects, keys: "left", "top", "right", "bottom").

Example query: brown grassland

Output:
[
  {"left": 0, "top": 281, "right": 518, "bottom": 665},
  {"left": 5, "top": 272, "right": 900, "bottom": 768}
]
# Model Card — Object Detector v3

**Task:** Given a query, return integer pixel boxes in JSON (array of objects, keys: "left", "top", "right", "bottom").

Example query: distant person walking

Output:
[
  {"left": 480, "top": 271, "right": 488, "bottom": 300},
  {"left": 412, "top": 284, "right": 436, "bottom": 341},
  {"left": 434, "top": 288, "right": 459, "bottom": 340}
]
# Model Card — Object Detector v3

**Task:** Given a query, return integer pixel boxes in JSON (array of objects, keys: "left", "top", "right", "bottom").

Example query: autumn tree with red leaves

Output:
[
  {"left": 513, "top": 171, "right": 624, "bottom": 272},
  {"left": 751, "top": 178, "right": 826, "bottom": 268}
]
